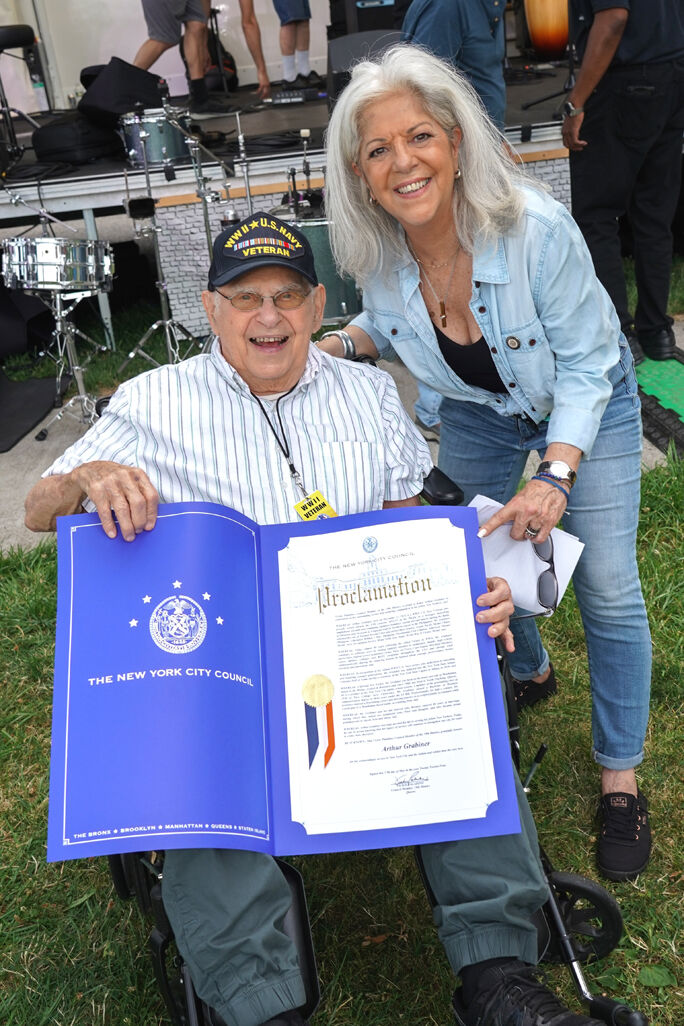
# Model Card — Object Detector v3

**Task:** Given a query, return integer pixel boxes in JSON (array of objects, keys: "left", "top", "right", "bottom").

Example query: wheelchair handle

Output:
[{"left": 588, "top": 995, "right": 649, "bottom": 1026}]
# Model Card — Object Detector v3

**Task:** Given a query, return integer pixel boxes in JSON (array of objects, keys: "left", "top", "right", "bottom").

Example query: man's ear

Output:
[
  {"left": 201, "top": 290, "right": 219, "bottom": 335},
  {"left": 311, "top": 284, "right": 327, "bottom": 333}
]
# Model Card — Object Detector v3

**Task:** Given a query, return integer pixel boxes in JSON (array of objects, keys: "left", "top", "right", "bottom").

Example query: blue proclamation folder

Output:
[{"left": 48, "top": 502, "right": 520, "bottom": 861}]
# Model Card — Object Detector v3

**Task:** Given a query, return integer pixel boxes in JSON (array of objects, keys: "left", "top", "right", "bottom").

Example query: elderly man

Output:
[{"left": 26, "top": 215, "right": 605, "bottom": 1026}]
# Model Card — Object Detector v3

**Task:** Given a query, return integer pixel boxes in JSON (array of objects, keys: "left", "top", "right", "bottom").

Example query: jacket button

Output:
[
  {"left": 391, "top": 328, "right": 398, "bottom": 335},
  {"left": 478, "top": 305, "right": 486, "bottom": 313},
  {"left": 508, "top": 382, "right": 516, "bottom": 388},
  {"left": 474, "top": 281, "right": 481, "bottom": 288},
  {"left": 529, "top": 338, "right": 537, "bottom": 346},
  {"left": 490, "top": 347, "right": 497, "bottom": 354},
  {"left": 506, "top": 336, "right": 521, "bottom": 349}
]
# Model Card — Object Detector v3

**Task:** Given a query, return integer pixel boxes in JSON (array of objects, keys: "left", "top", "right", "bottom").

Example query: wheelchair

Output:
[{"left": 106, "top": 467, "right": 648, "bottom": 1026}]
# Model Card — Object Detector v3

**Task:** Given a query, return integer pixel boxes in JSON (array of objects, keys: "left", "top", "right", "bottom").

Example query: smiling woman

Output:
[{"left": 321, "top": 44, "right": 654, "bottom": 892}]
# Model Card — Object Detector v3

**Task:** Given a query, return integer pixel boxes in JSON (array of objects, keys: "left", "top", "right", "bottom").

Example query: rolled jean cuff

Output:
[
  {"left": 216, "top": 970, "right": 306, "bottom": 1026},
  {"left": 507, "top": 651, "right": 550, "bottom": 683},
  {"left": 442, "top": 925, "right": 539, "bottom": 978},
  {"left": 592, "top": 747, "right": 645, "bottom": 771}
]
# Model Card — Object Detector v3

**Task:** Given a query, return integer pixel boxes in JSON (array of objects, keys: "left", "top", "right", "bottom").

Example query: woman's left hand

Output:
[
  {"left": 476, "top": 576, "right": 515, "bottom": 653},
  {"left": 478, "top": 478, "right": 568, "bottom": 543}
]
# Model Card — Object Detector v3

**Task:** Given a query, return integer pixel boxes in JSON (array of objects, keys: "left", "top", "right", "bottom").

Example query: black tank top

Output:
[{"left": 435, "top": 324, "right": 507, "bottom": 394}]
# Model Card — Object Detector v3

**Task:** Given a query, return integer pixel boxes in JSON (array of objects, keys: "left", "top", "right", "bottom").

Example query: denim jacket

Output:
[{"left": 353, "top": 186, "right": 622, "bottom": 456}]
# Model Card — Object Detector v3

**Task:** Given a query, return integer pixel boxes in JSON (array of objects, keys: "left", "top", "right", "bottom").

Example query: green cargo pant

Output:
[{"left": 162, "top": 773, "right": 548, "bottom": 1026}]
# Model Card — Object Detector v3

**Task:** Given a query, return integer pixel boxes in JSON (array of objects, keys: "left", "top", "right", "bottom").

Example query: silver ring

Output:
[{"left": 524, "top": 526, "right": 540, "bottom": 539}]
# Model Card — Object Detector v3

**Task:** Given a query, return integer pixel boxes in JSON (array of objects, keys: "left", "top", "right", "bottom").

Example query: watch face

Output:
[{"left": 563, "top": 101, "right": 573, "bottom": 117}]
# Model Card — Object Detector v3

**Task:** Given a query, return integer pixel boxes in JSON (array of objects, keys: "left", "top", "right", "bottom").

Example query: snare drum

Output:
[
  {"left": 1, "top": 237, "right": 114, "bottom": 292},
  {"left": 120, "top": 107, "right": 191, "bottom": 169},
  {"left": 270, "top": 214, "right": 361, "bottom": 323}
]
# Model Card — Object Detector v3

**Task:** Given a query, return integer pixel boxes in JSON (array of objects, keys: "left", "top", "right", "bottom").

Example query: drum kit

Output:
[
  {"left": 0, "top": 97, "right": 361, "bottom": 440},
  {"left": 1, "top": 222, "right": 113, "bottom": 438}
]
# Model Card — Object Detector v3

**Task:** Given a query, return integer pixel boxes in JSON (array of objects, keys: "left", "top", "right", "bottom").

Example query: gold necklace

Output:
[{"left": 409, "top": 242, "right": 460, "bottom": 328}]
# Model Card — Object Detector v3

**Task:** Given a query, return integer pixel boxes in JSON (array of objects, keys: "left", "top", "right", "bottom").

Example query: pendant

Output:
[{"left": 439, "top": 300, "right": 447, "bottom": 328}]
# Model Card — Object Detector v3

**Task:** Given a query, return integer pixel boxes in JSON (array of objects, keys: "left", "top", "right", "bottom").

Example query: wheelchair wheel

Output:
[{"left": 546, "top": 871, "right": 623, "bottom": 964}]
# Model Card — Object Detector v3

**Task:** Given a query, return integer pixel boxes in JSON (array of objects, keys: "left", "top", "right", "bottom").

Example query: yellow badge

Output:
[{"left": 294, "top": 490, "right": 337, "bottom": 522}]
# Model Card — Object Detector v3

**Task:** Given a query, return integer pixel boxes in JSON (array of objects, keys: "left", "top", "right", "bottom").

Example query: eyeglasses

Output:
[
  {"left": 215, "top": 287, "right": 312, "bottom": 312},
  {"left": 512, "top": 535, "right": 559, "bottom": 620}
]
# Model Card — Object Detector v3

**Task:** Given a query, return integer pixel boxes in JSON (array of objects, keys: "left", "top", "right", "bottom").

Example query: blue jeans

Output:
[{"left": 438, "top": 346, "right": 651, "bottom": 769}]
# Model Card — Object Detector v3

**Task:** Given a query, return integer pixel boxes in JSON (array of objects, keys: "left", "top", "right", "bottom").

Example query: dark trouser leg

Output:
[
  {"left": 630, "top": 63, "right": 684, "bottom": 334},
  {"left": 419, "top": 772, "right": 549, "bottom": 976},
  {"left": 570, "top": 60, "right": 684, "bottom": 334},
  {"left": 162, "top": 848, "right": 306, "bottom": 1026}
]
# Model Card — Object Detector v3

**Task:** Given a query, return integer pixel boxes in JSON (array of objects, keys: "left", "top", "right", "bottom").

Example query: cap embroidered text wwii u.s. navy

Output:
[{"left": 207, "top": 212, "right": 318, "bottom": 290}]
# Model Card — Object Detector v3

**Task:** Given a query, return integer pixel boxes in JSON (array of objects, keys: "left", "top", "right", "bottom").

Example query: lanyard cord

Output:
[{"left": 251, "top": 386, "right": 308, "bottom": 498}]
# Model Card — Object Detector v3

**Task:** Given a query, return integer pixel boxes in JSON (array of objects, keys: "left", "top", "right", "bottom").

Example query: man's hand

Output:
[
  {"left": 70, "top": 461, "right": 159, "bottom": 541},
  {"left": 255, "top": 70, "right": 271, "bottom": 100},
  {"left": 562, "top": 111, "right": 587, "bottom": 151},
  {"left": 478, "top": 478, "right": 567, "bottom": 544},
  {"left": 476, "top": 576, "right": 515, "bottom": 652}
]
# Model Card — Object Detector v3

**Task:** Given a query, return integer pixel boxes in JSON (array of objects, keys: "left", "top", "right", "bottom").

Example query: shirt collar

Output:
[{"left": 207, "top": 336, "right": 322, "bottom": 396}]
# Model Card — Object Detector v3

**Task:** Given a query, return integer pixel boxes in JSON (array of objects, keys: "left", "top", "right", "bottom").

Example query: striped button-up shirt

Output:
[{"left": 45, "top": 341, "right": 432, "bottom": 525}]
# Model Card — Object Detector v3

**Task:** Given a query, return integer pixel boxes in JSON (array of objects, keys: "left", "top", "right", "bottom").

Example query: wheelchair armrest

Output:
[{"left": 419, "top": 466, "right": 464, "bottom": 506}]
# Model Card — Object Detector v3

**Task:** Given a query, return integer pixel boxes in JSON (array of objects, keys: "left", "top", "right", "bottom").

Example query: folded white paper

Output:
[{"left": 468, "top": 495, "right": 584, "bottom": 615}]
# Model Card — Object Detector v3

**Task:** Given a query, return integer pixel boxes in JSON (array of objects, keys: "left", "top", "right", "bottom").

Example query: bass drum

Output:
[
  {"left": 523, "top": 0, "right": 568, "bottom": 59},
  {"left": 1, "top": 237, "right": 114, "bottom": 292},
  {"left": 271, "top": 211, "right": 361, "bottom": 324}
]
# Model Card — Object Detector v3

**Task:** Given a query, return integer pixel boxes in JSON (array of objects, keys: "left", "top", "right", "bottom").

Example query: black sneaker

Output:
[
  {"left": 512, "top": 663, "right": 557, "bottom": 711},
  {"left": 598, "top": 791, "right": 651, "bottom": 881},
  {"left": 452, "top": 961, "right": 604, "bottom": 1025}
]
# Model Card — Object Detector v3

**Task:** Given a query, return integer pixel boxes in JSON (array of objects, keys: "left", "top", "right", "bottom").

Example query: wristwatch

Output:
[
  {"left": 562, "top": 99, "right": 584, "bottom": 118},
  {"left": 538, "top": 460, "right": 577, "bottom": 487}
]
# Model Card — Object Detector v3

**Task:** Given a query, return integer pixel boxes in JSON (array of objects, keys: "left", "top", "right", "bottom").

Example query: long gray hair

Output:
[{"left": 325, "top": 44, "right": 537, "bottom": 285}]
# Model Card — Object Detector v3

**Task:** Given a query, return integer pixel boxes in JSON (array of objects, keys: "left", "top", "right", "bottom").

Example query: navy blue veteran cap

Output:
[{"left": 207, "top": 212, "right": 318, "bottom": 290}]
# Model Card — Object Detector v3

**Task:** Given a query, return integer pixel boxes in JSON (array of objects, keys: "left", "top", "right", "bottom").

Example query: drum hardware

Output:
[
  {"left": 0, "top": 25, "right": 42, "bottom": 173},
  {"left": 520, "top": 41, "right": 577, "bottom": 113},
  {"left": 31, "top": 287, "right": 109, "bottom": 439},
  {"left": 162, "top": 101, "right": 235, "bottom": 260},
  {"left": 234, "top": 110, "right": 253, "bottom": 214},
  {"left": 118, "top": 106, "right": 199, "bottom": 372}
]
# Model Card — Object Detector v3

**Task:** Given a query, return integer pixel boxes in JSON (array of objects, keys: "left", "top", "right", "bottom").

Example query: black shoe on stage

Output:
[
  {"left": 598, "top": 790, "right": 651, "bottom": 881},
  {"left": 638, "top": 325, "right": 677, "bottom": 361},
  {"left": 452, "top": 960, "right": 605, "bottom": 1025},
  {"left": 189, "top": 96, "right": 240, "bottom": 119}
]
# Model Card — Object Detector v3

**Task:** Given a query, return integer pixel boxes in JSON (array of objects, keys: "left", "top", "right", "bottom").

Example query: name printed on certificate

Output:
[{"left": 278, "top": 517, "right": 497, "bottom": 835}]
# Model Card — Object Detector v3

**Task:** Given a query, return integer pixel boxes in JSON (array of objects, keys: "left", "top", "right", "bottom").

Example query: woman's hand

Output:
[
  {"left": 478, "top": 478, "right": 568, "bottom": 544},
  {"left": 476, "top": 576, "right": 515, "bottom": 653}
]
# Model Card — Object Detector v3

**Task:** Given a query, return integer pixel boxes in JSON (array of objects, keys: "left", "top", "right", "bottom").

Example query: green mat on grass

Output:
[{"left": 636, "top": 357, "right": 684, "bottom": 420}]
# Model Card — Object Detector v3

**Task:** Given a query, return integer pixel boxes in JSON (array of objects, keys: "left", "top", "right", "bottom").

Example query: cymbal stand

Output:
[
  {"left": 118, "top": 108, "right": 199, "bottom": 372},
  {"left": 34, "top": 287, "right": 107, "bottom": 439},
  {"left": 235, "top": 111, "right": 253, "bottom": 214}
]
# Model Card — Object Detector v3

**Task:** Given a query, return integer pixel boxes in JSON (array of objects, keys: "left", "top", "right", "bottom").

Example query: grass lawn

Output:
[
  {"left": 1, "top": 450, "right": 682, "bottom": 1025},
  {"left": 1, "top": 260, "right": 683, "bottom": 1024}
]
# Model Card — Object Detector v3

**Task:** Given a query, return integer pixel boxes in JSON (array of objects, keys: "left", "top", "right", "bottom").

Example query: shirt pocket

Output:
[
  {"left": 312, "top": 440, "right": 385, "bottom": 515},
  {"left": 496, "top": 318, "right": 555, "bottom": 411}
]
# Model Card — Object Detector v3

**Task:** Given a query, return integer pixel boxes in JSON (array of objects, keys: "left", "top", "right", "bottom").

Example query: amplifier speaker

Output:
[{"left": 326, "top": 29, "right": 401, "bottom": 105}]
